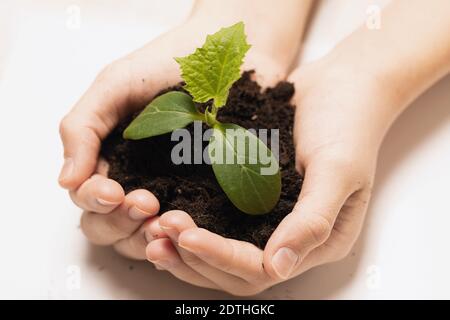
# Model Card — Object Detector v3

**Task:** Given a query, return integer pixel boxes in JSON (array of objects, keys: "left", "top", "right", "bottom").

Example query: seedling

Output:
[{"left": 123, "top": 22, "right": 281, "bottom": 215}]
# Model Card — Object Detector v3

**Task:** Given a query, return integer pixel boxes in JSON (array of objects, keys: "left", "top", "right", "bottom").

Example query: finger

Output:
[
  {"left": 263, "top": 159, "right": 360, "bottom": 280},
  {"left": 156, "top": 211, "right": 195, "bottom": 245},
  {"left": 159, "top": 211, "right": 256, "bottom": 295},
  {"left": 244, "top": 53, "right": 286, "bottom": 88},
  {"left": 316, "top": 188, "right": 372, "bottom": 263},
  {"left": 288, "top": 245, "right": 333, "bottom": 278},
  {"left": 283, "top": 186, "right": 373, "bottom": 279},
  {"left": 58, "top": 62, "right": 132, "bottom": 190},
  {"left": 178, "top": 228, "right": 269, "bottom": 284},
  {"left": 81, "top": 189, "right": 159, "bottom": 245},
  {"left": 95, "top": 158, "right": 110, "bottom": 176},
  {"left": 114, "top": 216, "right": 168, "bottom": 260},
  {"left": 70, "top": 174, "right": 125, "bottom": 213},
  {"left": 146, "top": 238, "right": 219, "bottom": 290}
]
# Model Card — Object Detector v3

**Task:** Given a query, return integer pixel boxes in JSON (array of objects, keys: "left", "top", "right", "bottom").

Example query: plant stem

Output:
[{"left": 205, "top": 104, "right": 220, "bottom": 126}]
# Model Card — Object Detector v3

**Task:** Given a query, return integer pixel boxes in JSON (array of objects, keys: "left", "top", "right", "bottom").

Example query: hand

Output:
[
  {"left": 58, "top": 17, "right": 293, "bottom": 261},
  {"left": 148, "top": 56, "right": 400, "bottom": 295},
  {"left": 56, "top": 0, "right": 450, "bottom": 297}
]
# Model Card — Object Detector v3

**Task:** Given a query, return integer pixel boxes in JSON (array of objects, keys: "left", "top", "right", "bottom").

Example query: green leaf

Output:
[
  {"left": 123, "top": 91, "right": 202, "bottom": 140},
  {"left": 208, "top": 123, "right": 281, "bottom": 215},
  {"left": 175, "top": 22, "right": 251, "bottom": 108}
]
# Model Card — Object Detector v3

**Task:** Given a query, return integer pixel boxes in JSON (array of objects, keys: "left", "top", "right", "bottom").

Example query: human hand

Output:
[
  {"left": 58, "top": 12, "right": 299, "bottom": 261},
  {"left": 147, "top": 55, "right": 402, "bottom": 295}
]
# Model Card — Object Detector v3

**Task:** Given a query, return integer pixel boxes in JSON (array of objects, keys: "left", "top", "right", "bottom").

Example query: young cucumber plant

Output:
[{"left": 123, "top": 22, "right": 281, "bottom": 215}]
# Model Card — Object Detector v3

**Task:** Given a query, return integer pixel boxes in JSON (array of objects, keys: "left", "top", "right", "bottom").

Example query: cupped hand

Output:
[
  {"left": 149, "top": 56, "right": 399, "bottom": 295},
  {"left": 58, "top": 19, "right": 288, "bottom": 261}
]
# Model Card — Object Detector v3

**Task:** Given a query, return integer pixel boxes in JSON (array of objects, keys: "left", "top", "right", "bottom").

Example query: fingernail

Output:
[
  {"left": 178, "top": 239, "right": 209, "bottom": 258},
  {"left": 58, "top": 158, "right": 74, "bottom": 183},
  {"left": 155, "top": 264, "right": 165, "bottom": 271},
  {"left": 129, "top": 206, "right": 152, "bottom": 220},
  {"left": 151, "top": 259, "right": 173, "bottom": 270},
  {"left": 160, "top": 226, "right": 179, "bottom": 242},
  {"left": 96, "top": 198, "right": 121, "bottom": 206},
  {"left": 178, "top": 242, "right": 194, "bottom": 252},
  {"left": 272, "top": 247, "right": 299, "bottom": 279}
]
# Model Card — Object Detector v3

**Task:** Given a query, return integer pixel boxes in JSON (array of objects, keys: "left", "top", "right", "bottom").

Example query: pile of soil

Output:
[{"left": 101, "top": 71, "right": 303, "bottom": 249}]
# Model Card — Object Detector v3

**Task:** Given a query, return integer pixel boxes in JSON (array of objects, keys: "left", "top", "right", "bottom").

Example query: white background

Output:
[{"left": 0, "top": 0, "right": 449, "bottom": 299}]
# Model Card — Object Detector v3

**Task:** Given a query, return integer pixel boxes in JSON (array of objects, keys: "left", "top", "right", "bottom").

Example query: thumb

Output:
[
  {"left": 58, "top": 62, "right": 131, "bottom": 190},
  {"left": 263, "top": 159, "right": 359, "bottom": 280}
]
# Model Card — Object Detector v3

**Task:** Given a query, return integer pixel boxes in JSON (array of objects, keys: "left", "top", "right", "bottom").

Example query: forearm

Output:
[
  {"left": 329, "top": 0, "right": 450, "bottom": 120},
  {"left": 188, "top": 0, "right": 313, "bottom": 71}
]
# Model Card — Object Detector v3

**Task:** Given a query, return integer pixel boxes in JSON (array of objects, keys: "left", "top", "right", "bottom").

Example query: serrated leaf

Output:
[
  {"left": 208, "top": 123, "right": 281, "bottom": 215},
  {"left": 123, "top": 91, "right": 202, "bottom": 140},
  {"left": 175, "top": 22, "right": 251, "bottom": 108}
]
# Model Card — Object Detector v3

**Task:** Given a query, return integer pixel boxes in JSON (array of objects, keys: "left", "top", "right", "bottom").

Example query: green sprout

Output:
[{"left": 123, "top": 22, "right": 281, "bottom": 215}]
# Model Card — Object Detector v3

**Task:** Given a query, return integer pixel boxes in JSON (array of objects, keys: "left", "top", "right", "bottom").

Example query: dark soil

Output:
[{"left": 101, "top": 71, "right": 303, "bottom": 249}]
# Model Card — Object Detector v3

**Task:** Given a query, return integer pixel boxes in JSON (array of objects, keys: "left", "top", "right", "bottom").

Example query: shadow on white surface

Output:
[
  {"left": 85, "top": 244, "right": 236, "bottom": 299},
  {"left": 85, "top": 240, "right": 362, "bottom": 300}
]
